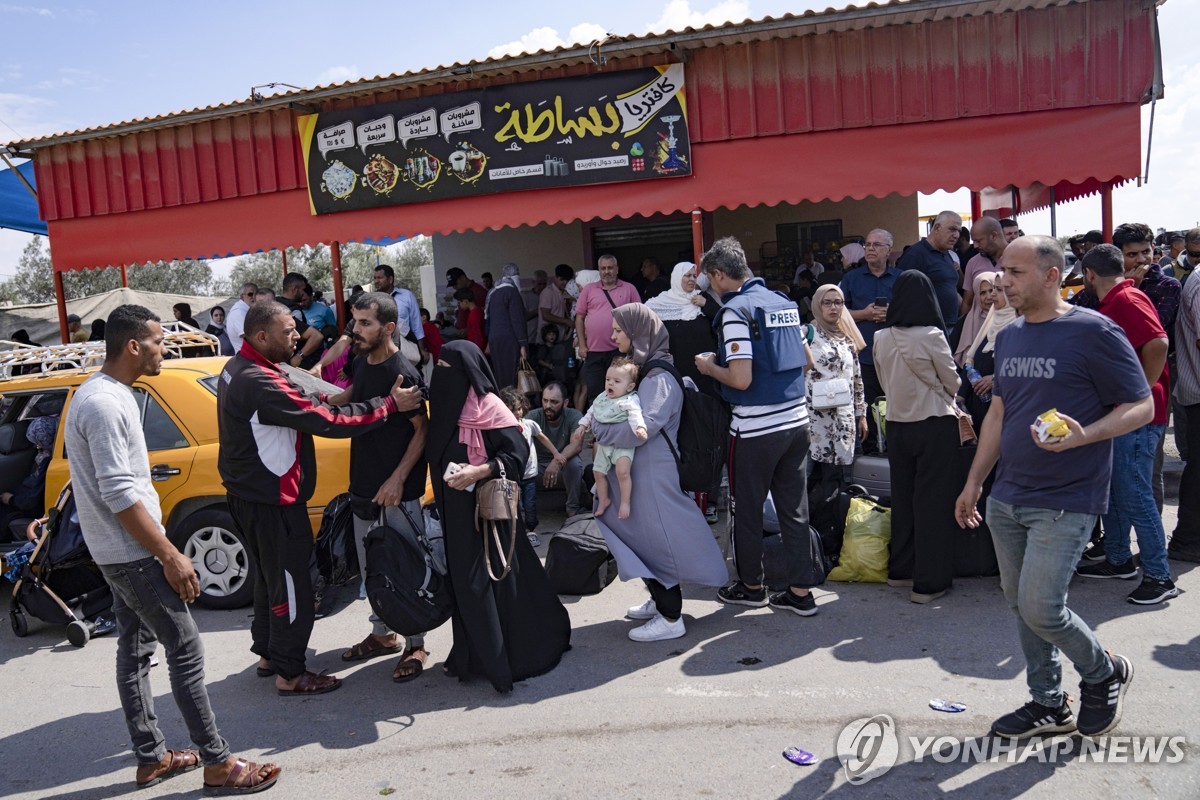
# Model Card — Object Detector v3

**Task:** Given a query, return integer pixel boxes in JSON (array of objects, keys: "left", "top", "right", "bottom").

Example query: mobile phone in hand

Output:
[{"left": 875, "top": 296, "right": 889, "bottom": 307}]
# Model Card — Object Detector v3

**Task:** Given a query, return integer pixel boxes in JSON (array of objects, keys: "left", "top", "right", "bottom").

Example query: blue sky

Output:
[{"left": 1, "top": 0, "right": 1196, "bottom": 279}]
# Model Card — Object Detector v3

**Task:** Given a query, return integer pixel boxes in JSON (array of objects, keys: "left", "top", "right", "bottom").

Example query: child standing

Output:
[
  {"left": 500, "top": 387, "right": 563, "bottom": 547},
  {"left": 571, "top": 357, "right": 647, "bottom": 519},
  {"left": 537, "top": 323, "right": 568, "bottom": 387}
]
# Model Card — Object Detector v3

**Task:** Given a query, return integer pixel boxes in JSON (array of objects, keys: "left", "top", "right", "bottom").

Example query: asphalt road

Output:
[{"left": 2, "top": 460, "right": 1197, "bottom": 799}]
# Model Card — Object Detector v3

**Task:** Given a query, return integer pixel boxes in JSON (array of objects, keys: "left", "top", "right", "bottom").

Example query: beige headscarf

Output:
[
  {"left": 964, "top": 286, "right": 1018, "bottom": 365},
  {"left": 954, "top": 271, "right": 996, "bottom": 366},
  {"left": 811, "top": 284, "right": 867, "bottom": 352}
]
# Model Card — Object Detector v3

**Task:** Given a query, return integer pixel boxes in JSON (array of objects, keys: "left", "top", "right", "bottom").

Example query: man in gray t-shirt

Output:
[
  {"left": 955, "top": 238, "right": 1152, "bottom": 743},
  {"left": 526, "top": 381, "right": 585, "bottom": 516},
  {"left": 65, "top": 305, "right": 280, "bottom": 794}
]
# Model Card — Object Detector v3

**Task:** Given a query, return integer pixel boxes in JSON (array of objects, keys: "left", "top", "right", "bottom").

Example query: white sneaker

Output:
[
  {"left": 626, "top": 598, "right": 658, "bottom": 620},
  {"left": 628, "top": 614, "right": 686, "bottom": 642}
]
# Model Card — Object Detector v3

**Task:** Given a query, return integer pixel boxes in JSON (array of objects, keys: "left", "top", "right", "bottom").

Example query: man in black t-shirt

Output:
[{"left": 326, "top": 292, "right": 432, "bottom": 683}]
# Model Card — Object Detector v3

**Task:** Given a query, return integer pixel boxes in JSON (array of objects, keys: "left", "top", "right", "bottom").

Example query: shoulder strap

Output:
[
  {"left": 640, "top": 359, "right": 683, "bottom": 466},
  {"left": 601, "top": 288, "right": 618, "bottom": 309}
]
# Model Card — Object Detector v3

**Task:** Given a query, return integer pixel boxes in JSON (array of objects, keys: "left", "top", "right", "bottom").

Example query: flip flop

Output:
[
  {"left": 392, "top": 648, "right": 428, "bottom": 684},
  {"left": 341, "top": 634, "right": 403, "bottom": 663},
  {"left": 276, "top": 671, "right": 342, "bottom": 697},
  {"left": 136, "top": 748, "right": 201, "bottom": 789},
  {"left": 203, "top": 758, "right": 282, "bottom": 796}
]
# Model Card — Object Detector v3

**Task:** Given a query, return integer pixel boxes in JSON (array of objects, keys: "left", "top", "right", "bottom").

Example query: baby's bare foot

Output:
[
  {"left": 618, "top": 501, "right": 631, "bottom": 519},
  {"left": 595, "top": 495, "right": 611, "bottom": 516}
]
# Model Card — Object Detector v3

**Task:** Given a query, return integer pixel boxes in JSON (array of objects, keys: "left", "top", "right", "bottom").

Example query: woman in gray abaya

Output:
[{"left": 589, "top": 303, "right": 729, "bottom": 642}]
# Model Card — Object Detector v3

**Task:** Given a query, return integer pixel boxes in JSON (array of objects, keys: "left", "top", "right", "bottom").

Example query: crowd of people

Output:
[{"left": 57, "top": 214, "right": 1199, "bottom": 791}]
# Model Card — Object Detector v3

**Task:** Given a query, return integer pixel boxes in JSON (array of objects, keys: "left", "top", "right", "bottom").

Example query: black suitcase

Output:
[
  {"left": 953, "top": 444, "right": 999, "bottom": 577},
  {"left": 545, "top": 513, "right": 617, "bottom": 595}
]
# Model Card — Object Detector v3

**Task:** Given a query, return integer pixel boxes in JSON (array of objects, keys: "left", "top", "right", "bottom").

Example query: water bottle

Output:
[{"left": 965, "top": 365, "right": 991, "bottom": 402}]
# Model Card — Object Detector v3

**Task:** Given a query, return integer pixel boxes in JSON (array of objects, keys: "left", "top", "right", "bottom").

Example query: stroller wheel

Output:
[
  {"left": 10, "top": 610, "right": 28, "bottom": 637},
  {"left": 66, "top": 619, "right": 91, "bottom": 647}
]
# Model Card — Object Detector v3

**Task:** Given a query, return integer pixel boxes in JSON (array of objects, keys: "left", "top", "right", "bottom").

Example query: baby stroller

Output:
[{"left": 9, "top": 484, "right": 113, "bottom": 646}]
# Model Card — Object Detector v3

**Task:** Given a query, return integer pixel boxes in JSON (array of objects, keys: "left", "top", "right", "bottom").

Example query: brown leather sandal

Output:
[
  {"left": 276, "top": 671, "right": 342, "bottom": 697},
  {"left": 392, "top": 647, "right": 428, "bottom": 683},
  {"left": 203, "top": 758, "right": 282, "bottom": 796},
  {"left": 136, "top": 748, "right": 201, "bottom": 788},
  {"left": 341, "top": 633, "right": 402, "bottom": 662}
]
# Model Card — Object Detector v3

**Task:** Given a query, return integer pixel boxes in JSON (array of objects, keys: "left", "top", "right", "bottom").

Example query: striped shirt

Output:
[
  {"left": 720, "top": 313, "right": 808, "bottom": 438},
  {"left": 1175, "top": 273, "right": 1200, "bottom": 406}
]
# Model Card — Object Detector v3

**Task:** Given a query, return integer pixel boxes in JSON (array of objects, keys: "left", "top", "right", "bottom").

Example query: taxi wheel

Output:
[{"left": 173, "top": 508, "right": 255, "bottom": 609}]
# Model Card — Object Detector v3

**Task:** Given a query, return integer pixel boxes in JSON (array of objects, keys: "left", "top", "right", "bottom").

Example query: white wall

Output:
[
  {"left": 431, "top": 221, "right": 584, "bottom": 281},
  {"left": 713, "top": 194, "right": 920, "bottom": 264}
]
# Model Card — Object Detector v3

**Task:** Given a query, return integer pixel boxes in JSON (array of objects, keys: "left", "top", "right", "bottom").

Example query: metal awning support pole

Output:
[
  {"left": 1101, "top": 182, "right": 1114, "bottom": 243},
  {"left": 331, "top": 241, "right": 345, "bottom": 330},
  {"left": 692, "top": 208, "right": 704, "bottom": 268},
  {"left": 54, "top": 269, "right": 68, "bottom": 343},
  {"left": 0, "top": 152, "right": 37, "bottom": 198},
  {"left": 281, "top": 248, "right": 288, "bottom": 277},
  {"left": 1049, "top": 186, "right": 1057, "bottom": 239},
  {"left": 120, "top": 264, "right": 129, "bottom": 288},
  {"left": 970, "top": 191, "right": 982, "bottom": 223}
]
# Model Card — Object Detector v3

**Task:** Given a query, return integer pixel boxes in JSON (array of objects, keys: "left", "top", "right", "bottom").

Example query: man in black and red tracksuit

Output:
[{"left": 217, "top": 301, "right": 423, "bottom": 697}]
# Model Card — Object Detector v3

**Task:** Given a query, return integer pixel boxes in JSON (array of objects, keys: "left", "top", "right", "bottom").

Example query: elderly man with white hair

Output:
[{"left": 898, "top": 210, "right": 963, "bottom": 329}]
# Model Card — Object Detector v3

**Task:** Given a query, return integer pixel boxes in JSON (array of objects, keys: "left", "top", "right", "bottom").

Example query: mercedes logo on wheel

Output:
[{"left": 204, "top": 550, "right": 229, "bottom": 574}]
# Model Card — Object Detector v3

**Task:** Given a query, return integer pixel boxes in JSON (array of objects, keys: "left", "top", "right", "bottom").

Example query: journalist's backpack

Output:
[
  {"left": 641, "top": 360, "right": 731, "bottom": 494},
  {"left": 364, "top": 505, "right": 453, "bottom": 636}
]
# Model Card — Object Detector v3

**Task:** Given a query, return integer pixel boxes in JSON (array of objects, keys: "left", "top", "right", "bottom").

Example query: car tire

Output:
[{"left": 172, "top": 508, "right": 255, "bottom": 610}]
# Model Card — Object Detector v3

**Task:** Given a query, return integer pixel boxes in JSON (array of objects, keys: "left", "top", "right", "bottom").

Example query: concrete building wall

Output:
[
  {"left": 431, "top": 221, "right": 583, "bottom": 282},
  {"left": 712, "top": 194, "right": 920, "bottom": 264},
  {"left": 431, "top": 193, "right": 919, "bottom": 285}
]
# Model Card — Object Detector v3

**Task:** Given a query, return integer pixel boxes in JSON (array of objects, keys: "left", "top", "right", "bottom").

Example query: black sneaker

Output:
[
  {"left": 1080, "top": 538, "right": 1107, "bottom": 563},
  {"left": 716, "top": 581, "right": 768, "bottom": 608},
  {"left": 1076, "top": 653, "right": 1133, "bottom": 737},
  {"left": 1127, "top": 577, "right": 1180, "bottom": 605},
  {"left": 1167, "top": 545, "right": 1200, "bottom": 564},
  {"left": 1075, "top": 558, "right": 1138, "bottom": 580},
  {"left": 990, "top": 700, "right": 1076, "bottom": 738},
  {"left": 769, "top": 590, "right": 818, "bottom": 616}
]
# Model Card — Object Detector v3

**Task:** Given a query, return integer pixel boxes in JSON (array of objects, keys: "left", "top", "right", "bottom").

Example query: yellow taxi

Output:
[{"left": 0, "top": 331, "right": 424, "bottom": 609}]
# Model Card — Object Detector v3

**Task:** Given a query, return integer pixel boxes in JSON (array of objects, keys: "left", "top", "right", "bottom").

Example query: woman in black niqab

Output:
[{"left": 426, "top": 340, "right": 570, "bottom": 693}]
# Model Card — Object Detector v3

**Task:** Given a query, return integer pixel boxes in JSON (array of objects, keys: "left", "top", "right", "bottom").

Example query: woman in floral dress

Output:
[{"left": 806, "top": 284, "right": 867, "bottom": 561}]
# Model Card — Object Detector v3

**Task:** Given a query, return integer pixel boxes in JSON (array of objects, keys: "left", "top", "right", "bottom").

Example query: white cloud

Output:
[
  {"left": 0, "top": 92, "right": 69, "bottom": 140},
  {"left": 644, "top": 0, "right": 750, "bottom": 34},
  {"left": 315, "top": 65, "right": 361, "bottom": 87},
  {"left": 0, "top": 4, "right": 53, "bottom": 16},
  {"left": 485, "top": 1, "right": 750, "bottom": 60},
  {"left": 488, "top": 27, "right": 575, "bottom": 60}
]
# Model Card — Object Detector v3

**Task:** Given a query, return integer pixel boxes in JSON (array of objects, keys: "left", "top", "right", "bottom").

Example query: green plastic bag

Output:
[{"left": 828, "top": 491, "right": 891, "bottom": 583}]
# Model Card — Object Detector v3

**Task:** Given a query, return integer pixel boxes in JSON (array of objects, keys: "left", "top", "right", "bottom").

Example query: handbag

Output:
[
  {"left": 811, "top": 377, "right": 852, "bottom": 409},
  {"left": 517, "top": 358, "right": 541, "bottom": 395},
  {"left": 475, "top": 461, "right": 520, "bottom": 581}
]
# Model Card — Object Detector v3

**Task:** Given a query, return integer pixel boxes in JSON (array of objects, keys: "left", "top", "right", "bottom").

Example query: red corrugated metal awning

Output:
[{"left": 45, "top": 103, "right": 1140, "bottom": 271}]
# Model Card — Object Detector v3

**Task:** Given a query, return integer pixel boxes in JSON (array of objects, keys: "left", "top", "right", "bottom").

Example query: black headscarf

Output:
[
  {"left": 426, "top": 339, "right": 501, "bottom": 468},
  {"left": 89, "top": 319, "right": 106, "bottom": 341},
  {"left": 885, "top": 269, "right": 946, "bottom": 331}
]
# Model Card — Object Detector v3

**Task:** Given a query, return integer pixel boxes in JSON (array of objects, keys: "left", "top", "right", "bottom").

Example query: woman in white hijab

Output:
[
  {"left": 645, "top": 261, "right": 724, "bottom": 521},
  {"left": 805, "top": 283, "right": 868, "bottom": 561},
  {"left": 957, "top": 275, "right": 1018, "bottom": 429},
  {"left": 952, "top": 271, "right": 997, "bottom": 367}
]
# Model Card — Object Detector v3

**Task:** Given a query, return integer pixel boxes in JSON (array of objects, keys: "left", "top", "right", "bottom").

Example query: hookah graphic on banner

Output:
[{"left": 298, "top": 64, "right": 691, "bottom": 215}]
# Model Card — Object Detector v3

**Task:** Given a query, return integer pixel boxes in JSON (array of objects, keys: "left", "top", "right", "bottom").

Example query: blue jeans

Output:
[
  {"left": 98, "top": 557, "right": 231, "bottom": 767},
  {"left": 520, "top": 478, "right": 538, "bottom": 531},
  {"left": 987, "top": 498, "right": 1114, "bottom": 707},
  {"left": 1104, "top": 423, "right": 1171, "bottom": 581}
]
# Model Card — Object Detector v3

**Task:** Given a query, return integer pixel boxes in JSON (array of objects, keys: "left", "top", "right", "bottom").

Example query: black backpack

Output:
[
  {"left": 314, "top": 493, "right": 357, "bottom": 588},
  {"left": 642, "top": 360, "right": 731, "bottom": 493},
  {"left": 544, "top": 513, "right": 617, "bottom": 596},
  {"left": 364, "top": 505, "right": 453, "bottom": 636}
]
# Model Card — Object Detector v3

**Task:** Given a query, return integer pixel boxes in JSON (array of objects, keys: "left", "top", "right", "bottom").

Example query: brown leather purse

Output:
[{"left": 475, "top": 461, "right": 520, "bottom": 581}]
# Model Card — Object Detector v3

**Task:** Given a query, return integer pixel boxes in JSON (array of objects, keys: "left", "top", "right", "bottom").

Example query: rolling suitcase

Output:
[
  {"left": 545, "top": 513, "right": 617, "bottom": 595},
  {"left": 850, "top": 455, "right": 891, "bottom": 503}
]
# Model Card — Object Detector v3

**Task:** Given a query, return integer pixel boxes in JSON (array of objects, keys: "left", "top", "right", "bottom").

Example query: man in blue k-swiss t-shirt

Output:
[{"left": 955, "top": 236, "right": 1153, "bottom": 742}]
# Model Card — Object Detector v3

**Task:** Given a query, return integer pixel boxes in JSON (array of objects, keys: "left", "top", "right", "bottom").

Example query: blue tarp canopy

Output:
[{"left": 0, "top": 160, "right": 45, "bottom": 235}]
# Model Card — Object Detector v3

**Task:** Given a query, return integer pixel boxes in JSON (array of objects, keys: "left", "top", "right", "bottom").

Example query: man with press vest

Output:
[{"left": 695, "top": 237, "right": 820, "bottom": 617}]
